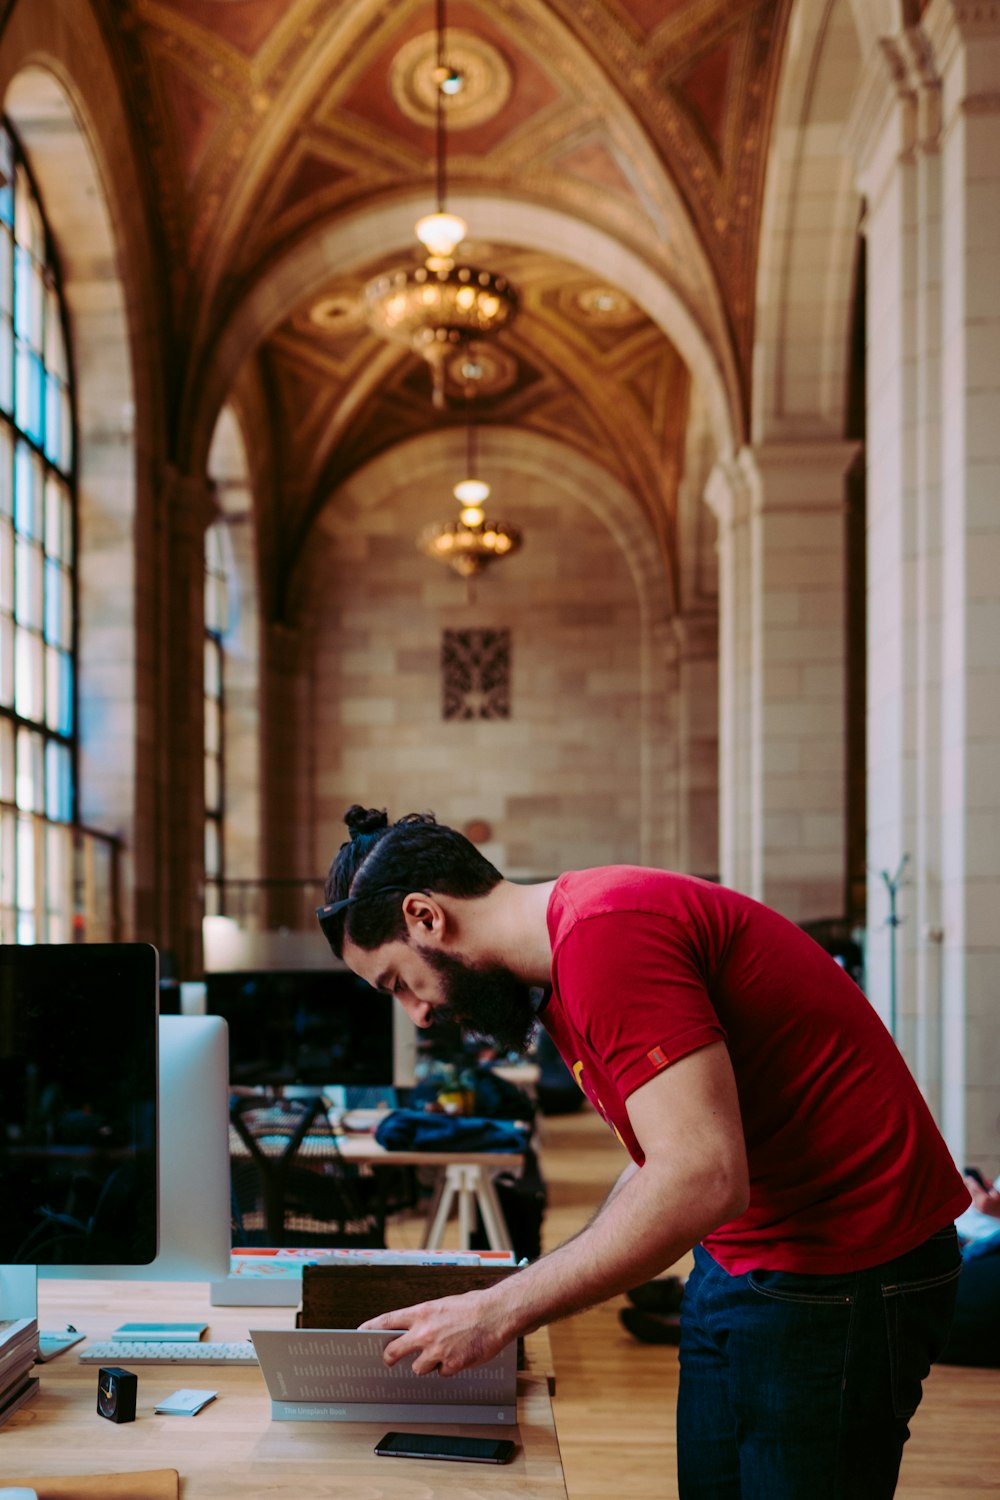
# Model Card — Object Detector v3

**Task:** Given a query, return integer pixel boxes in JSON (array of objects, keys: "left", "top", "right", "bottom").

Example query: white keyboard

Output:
[{"left": 78, "top": 1339, "right": 257, "bottom": 1365}]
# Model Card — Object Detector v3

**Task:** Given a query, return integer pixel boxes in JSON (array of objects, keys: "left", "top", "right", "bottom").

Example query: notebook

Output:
[{"left": 250, "top": 1328, "right": 517, "bottom": 1425}]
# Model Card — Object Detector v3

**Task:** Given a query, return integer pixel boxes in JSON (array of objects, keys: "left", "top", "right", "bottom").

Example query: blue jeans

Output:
[{"left": 676, "top": 1228, "right": 961, "bottom": 1500}]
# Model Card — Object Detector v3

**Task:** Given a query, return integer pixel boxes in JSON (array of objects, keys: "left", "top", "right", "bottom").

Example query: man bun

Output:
[{"left": 344, "top": 805, "right": 389, "bottom": 839}]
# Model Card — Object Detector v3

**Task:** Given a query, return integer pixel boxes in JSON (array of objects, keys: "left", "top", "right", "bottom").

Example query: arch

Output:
[
  {"left": 751, "top": 0, "right": 864, "bottom": 443},
  {"left": 304, "top": 425, "right": 678, "bottom": 869},
  {"left": 181, "top": 193, "right": 740, "bottom": 477}
]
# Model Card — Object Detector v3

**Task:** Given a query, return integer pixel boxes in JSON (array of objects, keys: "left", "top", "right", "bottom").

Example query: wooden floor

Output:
[{"left": 395, "top": 1101, "right": 1000, "bottom": 1499}]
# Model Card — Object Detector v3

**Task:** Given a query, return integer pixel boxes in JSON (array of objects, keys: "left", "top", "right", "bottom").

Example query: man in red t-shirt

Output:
[{"left": 319, "top": 807, "right": 969, "bottom": 1500}]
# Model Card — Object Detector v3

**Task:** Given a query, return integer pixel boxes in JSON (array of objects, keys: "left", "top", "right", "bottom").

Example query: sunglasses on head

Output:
[{"left": 315, "top": 885, "right": 421, "bottom": 949}]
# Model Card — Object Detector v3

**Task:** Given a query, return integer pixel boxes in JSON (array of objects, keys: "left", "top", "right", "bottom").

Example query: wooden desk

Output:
[
  {"left": 233, "top": 1123, "right": 524, "bottom": 1252},
  {"left": 1, "top": 1280, "right": 567, "bottom": 1499}
]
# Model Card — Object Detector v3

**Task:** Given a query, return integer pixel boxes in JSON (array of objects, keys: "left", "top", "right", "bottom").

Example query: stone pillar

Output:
[
  {"left": 672, "top": 612, "right": 719, "bottom": 880},
  {"left": 851, "top": 0, "right": 1000, "bottom": 1164},
  {"left": 152, "top": 467, "right": 215, "bottom": 980},
  {"left": 705, "top": 458, "right": 754, "bottom": 896},
  {"left": 707, "top": 445, "right": 855, "bottom": 921}
]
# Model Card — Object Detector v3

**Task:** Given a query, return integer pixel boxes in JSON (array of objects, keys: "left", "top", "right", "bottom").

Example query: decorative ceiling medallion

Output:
[
  {"left": 390, "top": 29, "right": 512, "bottom": 130},
  {"left": 573, "top": 285, "right": 641, "bottom": 325},
  {"left": 443, "top": 340, "right": 519, "bottom": 397},
  {"left": 307, "top": 292, "right": 366, "bottom": 332}
]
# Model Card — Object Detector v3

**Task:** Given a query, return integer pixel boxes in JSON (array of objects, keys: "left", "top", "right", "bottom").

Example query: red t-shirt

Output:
[{"left": 542, "top": 867, "right": 969, "bottom": 1274}]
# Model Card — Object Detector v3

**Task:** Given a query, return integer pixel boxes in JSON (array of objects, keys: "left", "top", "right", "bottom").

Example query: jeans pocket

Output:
[
  {"left": 747, "top": 1268, "right": 855, "bottom": 1306},
  {"left": 881, "top": 1262, "right": 961, "bottom": 1419}
]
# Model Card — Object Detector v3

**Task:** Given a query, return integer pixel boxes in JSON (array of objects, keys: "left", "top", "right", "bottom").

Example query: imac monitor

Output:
[
  {"left": 40, "top": 1014, "right": 232, "bottom": 1281},
  {"left": 205, "top": 969, "right": 394, "bottom": 1088},
  {"left": 0, "top": 943, "right": 158, "bottom": 1266}
]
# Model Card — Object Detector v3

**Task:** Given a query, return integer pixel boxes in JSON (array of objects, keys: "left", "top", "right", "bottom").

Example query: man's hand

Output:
[{"left": 358, "top": 1287, "right": 511, "bottom": 1375}]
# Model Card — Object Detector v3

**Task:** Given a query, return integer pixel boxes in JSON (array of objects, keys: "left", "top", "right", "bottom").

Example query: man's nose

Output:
[{"left": 403, "top": 995, "right": 434, "bottom": 1028}]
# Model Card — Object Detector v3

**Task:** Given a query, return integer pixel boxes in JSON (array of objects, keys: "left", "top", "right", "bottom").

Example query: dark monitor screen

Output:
[
  {"left": 205, "top": 969, "right": 393, "bottom": 1088},
  {"left": 0, "top": 943, "right": 158, "bottom": 1266}
]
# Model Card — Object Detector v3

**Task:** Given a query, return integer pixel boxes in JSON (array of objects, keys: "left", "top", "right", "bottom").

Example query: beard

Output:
[{"left": 416, "top": 945, "right": 538, "bottom": 1056}]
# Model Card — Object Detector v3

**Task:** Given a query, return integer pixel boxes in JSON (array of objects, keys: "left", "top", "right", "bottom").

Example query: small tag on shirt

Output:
[{"left": 647, "top": 1046, "right": 670, "bottom": 1069}]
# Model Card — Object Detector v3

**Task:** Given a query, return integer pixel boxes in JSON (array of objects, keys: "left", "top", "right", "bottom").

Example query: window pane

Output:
[
  {"left": 204, "top": 695, "right": 220, "bottom": 756},
  {"left": 15, "top": 533, "right": 43, "bottom": 628},
  {"left": 0, "top": 515, "right": 11, "bottom": 610},
  {"left": 15, "top": 343, "right": 43, "bottom": 445},
  {"left": 44, "top": 286, "right": 67, "bottom": 378},
  {"left": 13, "top": 626, "right": 42, "bottom": 719},
  {"left": 45, "top": 475, "right": 70, "bottom": 562},
  {"left": 0, "top": 807, "right": 13, "bottom": 907},
  {"left": 14, "top": 441, "right": 40, "bottom": 536},
  {"left": 204, "top": 638, "right": 220, "bottom": 696},
  {"left": 0, "top": 320, "right": 11, "bottom": 417},
  {"left": 15, "top": 725, "right": 43, "bottom": 812},
  {"left": 0, "top": 228, "right": 10, "bottom": 317},
  {"left": 45, "top": 737, "right": 71, "bottom": 822},
  {"left": 0, "top": 613, "right": 11, "bottom": 706},
  {"left": 205, "top": 752, "right": 219, "bottom": 813},
  {"left": 46, "top": 645, "right": 72, "bottom": 735},
  {"left": 0, "top": 425, "right": 12, "bottom": 516},
  {"left": 205, "top": 817, "right": 219, "bottom": 880},
  {"left": 44, "top": 371, "right": 61, "bottom": 465},
  {"left": 59, "top": 388, "right": 72, "bottom": 473},
  {"left": 16, "top": 813, "right": 35, "bottom": 914},
  {"left": 13, "top": 243, "right": 30, "bottom": 335},
  {"left": 0, "top": 715, "right": 12, "bottom": 801}
]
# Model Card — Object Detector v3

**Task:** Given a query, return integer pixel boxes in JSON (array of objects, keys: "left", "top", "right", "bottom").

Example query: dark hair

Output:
[{"left": 321, "top": 805, "right": 503, "bottom": 957}]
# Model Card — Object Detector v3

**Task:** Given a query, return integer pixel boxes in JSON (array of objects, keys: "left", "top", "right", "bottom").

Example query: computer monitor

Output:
[
  {"left": 40, "top": 1014, "right": 232, "bottom": 1281},
  {"left": 205, "top": 968, "right": 398, "bottom": 1089},
  {"left": 0, "top": 943, "right": 158, "bottom": 1267}
]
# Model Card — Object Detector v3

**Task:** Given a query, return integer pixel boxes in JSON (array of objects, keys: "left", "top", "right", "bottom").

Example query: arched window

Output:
[{"left": 0, "top": 123, "right": 75, "bottom": 943}]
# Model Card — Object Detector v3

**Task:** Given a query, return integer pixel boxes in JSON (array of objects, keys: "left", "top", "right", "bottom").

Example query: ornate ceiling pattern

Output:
[{"left": 94, "top": 0, "right": 794, "bottom": 615}]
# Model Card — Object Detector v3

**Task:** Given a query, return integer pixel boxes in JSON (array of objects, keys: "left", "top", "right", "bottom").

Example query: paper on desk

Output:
[{"left": 154, "top": 1388, "right": 217, "bottom": 1416}]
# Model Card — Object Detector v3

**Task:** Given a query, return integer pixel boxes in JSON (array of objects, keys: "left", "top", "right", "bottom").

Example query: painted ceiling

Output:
[{"left": 98, "top": 0, "right": 794, "bottom": 605}]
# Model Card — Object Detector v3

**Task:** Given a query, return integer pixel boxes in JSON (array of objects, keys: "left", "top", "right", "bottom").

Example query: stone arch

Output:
[
  {"left": 752, "top": 0, "right": 865, "bottom": 442},
  {"left": 301, "top": 425, "right": 678, "bottom": 870},
  {"left": 181, "top": 193, "right": 740, "bottom": 477}
]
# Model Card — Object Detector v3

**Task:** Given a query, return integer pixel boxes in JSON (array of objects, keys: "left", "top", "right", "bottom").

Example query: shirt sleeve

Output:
[{"left": 551, "top": 908, "right": 727, "bottom": 1101}]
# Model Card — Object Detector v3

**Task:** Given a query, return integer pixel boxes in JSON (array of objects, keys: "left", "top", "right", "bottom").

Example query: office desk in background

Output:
[
  {"left": 232, "top": 1118, "right": 525, "bottom": 1252},
  {"left": 0, "top": 1280, "right": 567, "bottom": 1500}
]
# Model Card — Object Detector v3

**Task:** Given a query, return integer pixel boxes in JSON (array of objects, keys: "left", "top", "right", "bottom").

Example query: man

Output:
[{"left": 318, "top": 805, "right": 969, "bottom": 1500}]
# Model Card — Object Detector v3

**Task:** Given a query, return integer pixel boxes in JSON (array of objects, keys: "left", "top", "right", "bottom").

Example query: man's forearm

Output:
[{"left": 483, "top": 1156, "right": 737, "bottom": 1341}]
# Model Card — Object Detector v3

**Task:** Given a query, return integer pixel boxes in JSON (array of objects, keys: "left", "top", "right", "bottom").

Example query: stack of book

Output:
[{"left": 0, "top": 1317, "right": 39, "bottom": 1428}]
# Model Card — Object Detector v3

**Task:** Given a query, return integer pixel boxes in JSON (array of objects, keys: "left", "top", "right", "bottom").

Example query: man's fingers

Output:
[{"left": 358, "top": 1308, "right": 416, "bottom": 1332}]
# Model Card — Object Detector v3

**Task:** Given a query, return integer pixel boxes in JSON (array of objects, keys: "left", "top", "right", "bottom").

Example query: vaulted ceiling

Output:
[{"left": 96, "top": 0, "right": 794, "bottom": 606}]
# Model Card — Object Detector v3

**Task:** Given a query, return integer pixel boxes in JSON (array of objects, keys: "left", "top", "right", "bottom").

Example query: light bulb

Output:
[
  {"left": 415, "top": 211, "right": 467, "bottom": 259},
  {"left": 460, "top": 506, "right": 485, "bottom": 527},
  {"left": 453, "top": 477, "right": 491, "bottom": 505}
]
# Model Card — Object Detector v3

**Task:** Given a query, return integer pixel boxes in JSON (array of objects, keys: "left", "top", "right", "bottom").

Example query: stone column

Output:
[
  {"left": 707, "top": 445, "right": 855, "bottom": 921},
  {"left": 851, "top": 0, "right": 1000, "bottom": 1164},
  {"left": 152, "top": 467, "right": 215, "bottom": 980},
  {"left": 705, "top": 458, "right": 754, "bottom": 896},
  {"left": 672, "top": 612, "right": 719, "bottom": 880}
]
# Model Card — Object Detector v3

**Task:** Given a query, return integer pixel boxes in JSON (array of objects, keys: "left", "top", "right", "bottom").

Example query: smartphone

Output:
[
  {"left": 964, "top": 1166, "right": 988, "bottom": 1189},
  {"left": 374, "top": 1431, "right": 516, "bottom": 1464}
]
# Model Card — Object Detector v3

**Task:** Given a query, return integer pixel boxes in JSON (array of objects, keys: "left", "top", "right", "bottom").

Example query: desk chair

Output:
[{"left": 230, "top": 1094, "right": 385, "bottom": 1248}]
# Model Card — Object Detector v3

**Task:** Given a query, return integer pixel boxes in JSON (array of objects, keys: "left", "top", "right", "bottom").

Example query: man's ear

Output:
[{"left": 400, "top": 891, "right": 446, "bottom": 944}]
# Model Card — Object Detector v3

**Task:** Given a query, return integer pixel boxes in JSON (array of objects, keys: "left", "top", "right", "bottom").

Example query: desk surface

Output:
[{"left": 2, "top": 1280, "right": 567, "bottom": 1500}]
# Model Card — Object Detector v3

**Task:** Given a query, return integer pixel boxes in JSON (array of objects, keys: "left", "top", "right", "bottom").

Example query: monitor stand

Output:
[{"left": 0, "top": 1265, "right": 37, "bottom": 1321}]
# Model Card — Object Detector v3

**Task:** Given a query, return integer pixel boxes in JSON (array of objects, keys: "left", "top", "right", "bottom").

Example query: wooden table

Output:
[{"left": 0, "top": 1280, "right": 567, "bottom": 1499}]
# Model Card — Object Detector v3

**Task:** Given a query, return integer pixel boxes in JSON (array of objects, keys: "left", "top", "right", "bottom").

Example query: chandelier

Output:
[
  {"left": 418, "top": 422, "right": 522, "bottom": 579},
  {"left": 362, "top": 0, "right": 517, "bottom": 410}
]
